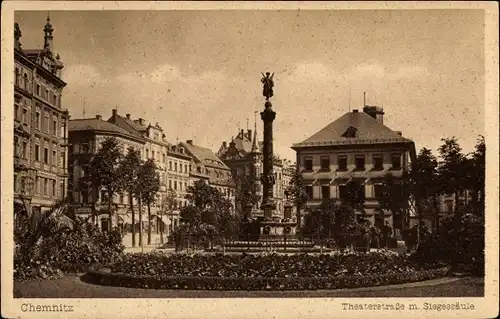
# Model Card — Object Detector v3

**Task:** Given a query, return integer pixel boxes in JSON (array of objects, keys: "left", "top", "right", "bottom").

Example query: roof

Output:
[
  {"left": 107, "top": 113, "right": 146, "bottom": 140},
  {"left": 69, "top": 118, "right": 145, "bottom": 142},
  {"left": 122, "top": 117, "right": 148, "bottom": 131},
  {"left": 293, "top": 110, "right": 413, "bottom": 149},
  {"left": 180, "top": 142, "right": 229, "bottom": 170}
]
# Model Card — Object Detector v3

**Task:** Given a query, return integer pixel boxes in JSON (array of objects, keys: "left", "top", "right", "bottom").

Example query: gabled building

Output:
[
  {"left": 180, "top": 140, "right": 236, "bottom": 210},
  {"left": 291, "top": 106, "right": 416, "bottom": 236},
  {"left": 217, "top": 126, "right": 290, "bottom": 217},
  {"left": 68, "top": 115, "right": 145, "bottom": 231},
  {"left": 13, "top": 18, "right": 70, "bottom": 216}
]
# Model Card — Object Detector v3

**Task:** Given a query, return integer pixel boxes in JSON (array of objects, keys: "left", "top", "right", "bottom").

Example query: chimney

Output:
[
  {"left": 138, "top": 118, "right": 145, "bottom": 125},
  {"left": 240, "top": 129, "right": 244, "bottom": 138},
  {"left": 186, "top": 140, "right": 193, "bottom": 145},
  {"left": 353, "top": 109, "right": 359, "bottom": 113},
  {"left": 247, "top": 129, "right": 252, "bottom": 141},
  {"left": 96, "top": 115, "right": 102, "bottom": 120},
  {"left": 112, "top": 109, "right": 117, "bottom": 117},
  {"left": 126, "top": 114, "right": 131, "bottom": 119},
  {"left": 363, "top": 105, "right": 385, "bottom": 123},
  {"left": 223, "top": 141, "right": 227, "bottom": 148}
]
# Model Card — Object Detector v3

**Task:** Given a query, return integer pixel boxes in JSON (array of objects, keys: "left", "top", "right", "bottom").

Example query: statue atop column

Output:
[{"left": 261, "top": 72, "right": 274, "bottom": 100}]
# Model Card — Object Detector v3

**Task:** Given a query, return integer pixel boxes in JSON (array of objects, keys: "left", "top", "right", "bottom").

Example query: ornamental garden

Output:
[{"left": 14, "top": 136, "right": 485, "bottom": 290}]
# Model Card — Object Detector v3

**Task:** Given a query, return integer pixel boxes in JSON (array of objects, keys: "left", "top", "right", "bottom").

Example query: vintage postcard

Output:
[{"left": 1, "top": 1, "right": 498, "bottom": 318}]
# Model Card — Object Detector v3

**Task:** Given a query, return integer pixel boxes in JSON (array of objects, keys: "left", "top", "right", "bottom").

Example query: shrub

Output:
[
  {"left": 111, "top": 251, "right": 442, "bottom": 280},
  {"left": 82, "top": 265, "right": 449, "bottom": 291},
  {"left": 14, "top": 216, "right": 124, "bottom": 281},
  {"left": 413, "top": 213, "right": 484, "bottom": 275}
]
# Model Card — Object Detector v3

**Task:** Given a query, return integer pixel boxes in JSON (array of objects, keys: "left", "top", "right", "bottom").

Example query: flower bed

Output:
[{"left": 82, "top": 252, "right": 450, "bottom": 290}]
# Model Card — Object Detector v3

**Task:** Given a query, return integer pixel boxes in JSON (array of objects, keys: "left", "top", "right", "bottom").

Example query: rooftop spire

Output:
[
  {"left": 251, "top": 111, "right": 260, "bottom": 153},
  {"left": 43, "top": 13, "right": 54, "bottom": 52}
]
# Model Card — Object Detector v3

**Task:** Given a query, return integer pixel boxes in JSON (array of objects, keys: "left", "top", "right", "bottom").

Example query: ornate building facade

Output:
[
  {"left": 216, "top": 127, "right": 289, "bottom": 217},
  {"left": 180, "top": 140, "right": 236, "bottom": 211},
  {"left": 13, "top": 18, "right": 70, "bottom": 215},
  {"left": 292, "top": 106, "right": 416, "bottom": 237}
]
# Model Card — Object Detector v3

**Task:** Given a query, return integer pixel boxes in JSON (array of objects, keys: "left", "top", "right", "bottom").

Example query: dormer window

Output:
[{"left": 342, "top": 126, "right": 358, "bottom": 138}]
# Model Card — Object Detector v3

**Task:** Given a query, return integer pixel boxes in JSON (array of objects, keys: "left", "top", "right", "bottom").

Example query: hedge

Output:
[{"left": 81, "top": 266, "right": 450, "bottom": 291}]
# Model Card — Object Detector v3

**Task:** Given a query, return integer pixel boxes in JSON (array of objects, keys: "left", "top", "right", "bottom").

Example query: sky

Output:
[{"left": 15, "top": 9, "right": 485, "bottom": 161}]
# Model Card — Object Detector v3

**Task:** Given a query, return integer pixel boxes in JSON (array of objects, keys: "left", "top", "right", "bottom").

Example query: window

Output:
[
  {"left": 174, "top": 181, "right": 177, "bottom": 190},
  {"left": 44, "top": 113, "right": 49, "bottom": 133},
  {"left": 175, "top": 163, "right": 178, "bottom": 172},
  {"left": 355, "top": 155, "right": 365, "bottom": 170},
  {"left": 22, "top": 141, "right": 27, "bottom": 159},
  {"left": 60, "top": 181, "right": 65, "bottom": 199},
  {"left": 35, "top": 110, "right": 41, "bottom": 130},
  {"left": 15, "top": 104, "right": 20, "bottom": 121},
  {"left": 321, "top": 185, "right": 330, "bottom": 199},
  {"left": 24, "top": 74, "right": 30, "bottom": 91},
  {"left": 391, "top": 154, "right": 401, "bottom": 169},
  {"left": 445, "top": 200, "right": 453, "bottom": 213},
  {"left": 320, "top": 156, "right": 330, "bottom": 171},
  {"left": 14, "top": 174, "right": 18, "bottom": 193},
  {"left": 373, "top": 154, "right": 383, "bottom": 170},
  {"left": 52, "top": 118, "right": 57, "bottom": 135},
  {"left": 14, "top": 136, "right": 19, "bottom": 157},
  {"left": 81, "top": 190, "right": 89, "bottom": 203},
  {"left": 35, "top": 176, "right": 40, "bottom": 194},
  {"left": 169, "top": 161, "right": 172, "bottom": 171},
  {"left": 60, "top": 152, "right": 65, "bottom": 169},
  {"left": 374, "top": 184, "right": 384, "bottom": 198},
  {"left": 162, "top": 153, "right": 166, "bottom": 162},
  {"left": 304, "top": 157, "right": 313, "bottom": 171},
  {"left": 338, "top": 155, "right": 347, "bottom": 171},
  {"left": 52, "top": 180, "right": 57, "bottom": 197},
  {"left": 43, "top": 178, "right": 48, "bottom": 196},
  {"left": 305, "top": 185, "right": 313, "bottom": 199},
  {"left": 15, "top": 68, "right": 20, "bottom": 86},
  {"left": 81, "top": 143, "right": 89, "bottom": 153},
  {"left": 36, "top": 84, "right": 41, "bottom": 96},
  {"left": 119, "top": 194, "right": 124, "bottom": 204},
  {"left": 152, "top": 151, "right": 155, "bottom": 159},
  {"left": 22, "top": 108, "right": 28, "bottom": 124},
  {"left": 146, "top": 149, "right": 149, "bottom": 158},
  {"left": 35, "top": 144, "right": 40, "bottom": 161},
  {"left": 100, "top": 190, "right": 108, "bottom": 203},
  {"left": 169, "top": 180, "right": 172, "bottom": 189},
  {"left": 44, "top": 146, "right": 49, "bottom": 164},
  {"left": 338, "top": 185, "right": 347, "bottom": 199}
]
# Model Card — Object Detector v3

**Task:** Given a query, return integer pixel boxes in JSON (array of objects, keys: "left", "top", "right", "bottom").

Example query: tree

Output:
[
  {"left": 468, "top": 136, "right": 485, "bottom": 215},
  {"left": 117, "top": 147, "right": 142, "bottom": 247},
  {"left": 437, "top": 137, "right": 467, "bottom": 216},
  {"left": 235, "top": 173, "right": 260, "bottom": 215},
  {"left": 183, "top": 180, "right": 235, "bottom": 238},
  {"left": 87, "top": 137, "right": 124, "bottom": 231},
  {"left": 412, "top": 148, "right": 440, "bottom": 229},
  {"left": 285, "top": 169, "right": 309, "bottom": 227},
  {"left": 341, "top": 180, "right": 366, "bottom": 223},
  {"left": 137, "top": 158, "right": 160, "bottom": 245},
  {"left": 378, "top": 172, "right": 413, "bottom": 231},
  {"left": 159, "top": 188, "right": 177, "bottom": 243}
]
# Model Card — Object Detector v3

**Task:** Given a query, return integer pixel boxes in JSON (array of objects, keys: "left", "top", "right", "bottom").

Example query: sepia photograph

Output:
[{"left": 1, "top": 2, "right": 498, "bottom": 319}]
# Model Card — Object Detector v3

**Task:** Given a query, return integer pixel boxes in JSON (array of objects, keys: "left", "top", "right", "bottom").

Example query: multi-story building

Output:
[
  {"left": 217, "top": 127, "right": 288, "bottom": 217},
  {"left": 291, "top": 106, "right": 416, "bottom": 237},
  {"left": 181, "top": 140, "right": 236, "bottom": 211},
  {"left": 13, "top": 18, "right": 70, "bottom": 215},
  {"left": 107, "top": 110, "right": 170, "bottom": 220},
  {"left": 165, "top": 143, "right": 192, "bottom": 233},
  {"left": 68, "top": 114, "right": 145, "bottom": 231}
]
